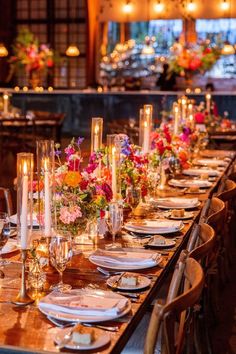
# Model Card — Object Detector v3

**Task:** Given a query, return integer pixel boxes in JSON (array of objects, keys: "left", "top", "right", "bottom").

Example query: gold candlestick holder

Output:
[{"left": 13, "top": 249, "right": 34, "bottom": 305}]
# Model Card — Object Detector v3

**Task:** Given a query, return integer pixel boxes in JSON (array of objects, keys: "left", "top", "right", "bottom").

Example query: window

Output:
[{"left": 15, "top": 0, "right": 87, "bottom": 88}]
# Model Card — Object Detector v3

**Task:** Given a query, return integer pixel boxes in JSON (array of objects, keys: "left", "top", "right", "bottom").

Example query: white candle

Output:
[
  {"left": 44, "top": 159, "right": 51, "bottom": 237},
  {"left": 3, "top": 93, "right": 9, "bottom": 114},
  {"left": 206, "top": 93, "right": 211, "bottom": 114},
  {"left": 94, "top": 124, "right": 99, "bottom": 151},
  {"left": 142, "top": 120, "right": 149, "bottom": 153},
  {"left": 189, "top": 114, "right": 194, "bottom": 130},
  {"left": 181, "top": 98, "right": 187, "bottom": 123},
  {"left": 173, "top": 104, "right": 179, "bottom": 135},
  {"left": 188, "top": 103, "right": 193, "bottom": 116},
  {"left": 111, "top": 146, "right": 117, "bottom": 200},
  {"left": 20, "top": 162, "right": 28, "bottom": 249}
]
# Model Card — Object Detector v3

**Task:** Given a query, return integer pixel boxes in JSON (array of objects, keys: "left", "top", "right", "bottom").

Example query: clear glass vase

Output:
[{"left": 157, "top": 160, "right": 166, "bottom": 191}]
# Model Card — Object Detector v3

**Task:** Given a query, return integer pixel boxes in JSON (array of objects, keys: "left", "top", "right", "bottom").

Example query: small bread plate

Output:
[
  {"left": 163, "top": 211, "right": 194, "bottom": 220},
  {"left": 147, "top": 237, "right": 176, "bottom": 249},
  {"left": 54, "top": 327, "right": 110, "bottom": 351},
  {"left": 107, "top": 273, "right": 151, "bottom": 291}
]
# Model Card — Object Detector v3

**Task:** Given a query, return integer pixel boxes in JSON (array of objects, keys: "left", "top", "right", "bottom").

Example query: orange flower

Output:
[{"left": 64, "top": 171, "right": 81, "bottom": 188}]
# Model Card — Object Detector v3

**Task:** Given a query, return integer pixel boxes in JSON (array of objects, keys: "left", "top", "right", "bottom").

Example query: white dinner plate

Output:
[
  {"left": 107, "top": 273, "right": 151, "bottom": 291},
  {"left": 147, "top": 238, "right": 176, "bottom": 248},
  {"left": 124, "top": 224, "right": 184, "bottom": 235},
  {"left": 9, "top": 214, "right": 39, "bottom": 227},
  {"left": 182, "top": 168, "right": 220, "bottom": 177},
  {"left": 163, "top": 211, "right": 194, "bottom": 220},
  {"left": 89, "top": 254, "right": 162, "bottom": 271},
  {"left": 155, "top": 199, "right": 200, "bottom": 210},
  {"left": 1, "top": 241, "right": 19, "bottom": 255},
  {"left": 54, "top": 327, "right": 110, "bottom": 350},
  {"left": 193, "top": 159, "right": 227, "bottom": 167},
  {"left": 168, "top": 179, "right": 212, "bottom": 189},
  {"left": 38, "top": 290, "right": 131, "bottom": 323}
]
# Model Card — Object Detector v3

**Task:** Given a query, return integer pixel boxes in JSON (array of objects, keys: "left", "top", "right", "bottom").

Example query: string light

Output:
[
  {"left": 187, "top": 0, "right": 196, "bottom": 12},
  {"left": 221, "top": 0, "right": 230, "bottom": 10},
  {"left": 154, "top": 0, "right": 164, "bottom": 13},
  {"left": 123, "top": 0, "right": 133, "bottom": 14}
]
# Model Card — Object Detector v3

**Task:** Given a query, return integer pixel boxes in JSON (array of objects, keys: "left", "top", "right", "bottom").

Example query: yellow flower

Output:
[{"left": 64, "top": 171, "right": 81, "bottom": 188}]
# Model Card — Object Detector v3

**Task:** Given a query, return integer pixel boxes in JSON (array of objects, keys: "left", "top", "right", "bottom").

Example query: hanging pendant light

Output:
[
  {"left": 221, "top": 41, "right": 235, "bottom": 55},
  {"left": 65, "top": 45, "right": 80, "bottom": 57},
  {"left": 0, "top": 43, "right": 8, "bottom": 57}
]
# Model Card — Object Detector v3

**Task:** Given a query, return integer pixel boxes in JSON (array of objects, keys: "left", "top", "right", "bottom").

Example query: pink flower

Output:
[{"left": 59, "top": 205, "right": 82, "bottom": 224}]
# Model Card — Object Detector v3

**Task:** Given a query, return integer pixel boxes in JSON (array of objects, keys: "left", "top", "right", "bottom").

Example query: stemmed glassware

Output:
[
  {"left": 106, "top": 201, "right": 122, "bottom": 249},
  {"left": 126, "top": 186, "right": 141, "bottom": 216},
  {"left": 0, "top": 212, "right": 11, "bottom": 277},
  {"left": 49, "top": 234, "right": 73, "bottom": 292}
]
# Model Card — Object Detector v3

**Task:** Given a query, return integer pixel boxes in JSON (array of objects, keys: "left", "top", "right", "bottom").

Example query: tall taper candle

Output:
[{"left": 21, "top": 162, "right": 28, "bottom": 249}]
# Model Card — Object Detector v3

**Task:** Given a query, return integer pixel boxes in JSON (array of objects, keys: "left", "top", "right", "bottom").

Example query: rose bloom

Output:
[
  {"left": 64, "top": 171, "right": 81, "bottom": 188},
  {"left": 59, "top": 205, "right": 82, "bottom": 224}
]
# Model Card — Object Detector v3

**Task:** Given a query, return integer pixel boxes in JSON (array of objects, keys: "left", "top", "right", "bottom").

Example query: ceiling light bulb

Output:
[
  {"left": 123, "top": 1, "right": 133, "bottom": 14},
  {"left": 187, "top": 0, "right": 196, "bottom": 12},
  {"left": 221, "top": 0, "right": 230, "bottom": 10},
  {"left": 154, "top": 1, "right": 164, "bottom": 12}
]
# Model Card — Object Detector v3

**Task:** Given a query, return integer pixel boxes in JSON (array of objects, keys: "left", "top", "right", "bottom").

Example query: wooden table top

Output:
[{"left": 0, "top": 149, "right": 234, "bottom": 354}]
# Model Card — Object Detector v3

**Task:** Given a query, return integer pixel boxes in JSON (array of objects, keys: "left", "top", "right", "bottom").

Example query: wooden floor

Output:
[{"left": 0, "top": 142, "right": 235, "bottom": 354}]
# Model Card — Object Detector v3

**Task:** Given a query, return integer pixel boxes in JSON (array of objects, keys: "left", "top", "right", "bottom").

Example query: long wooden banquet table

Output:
[{"left": 0, "top": 149, "right": 235, "bottom": 354}]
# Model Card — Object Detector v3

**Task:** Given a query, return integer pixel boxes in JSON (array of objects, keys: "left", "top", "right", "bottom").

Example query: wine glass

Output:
[
  {"left": 126, "top": 186, "right": 141, "bottom": 216},
  {"left": 106, "top": 202, "right": 122, "bottom": 249},
  {"left": 49, "top": 234, "right": 72, "bottom": 292},
  {"left": 0, "top": 212, "right": 11, "bottom": 277}
]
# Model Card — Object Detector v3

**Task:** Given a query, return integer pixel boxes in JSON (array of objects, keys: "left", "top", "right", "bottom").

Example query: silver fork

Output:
[{"left": 48, "top": 316, "right": 119, "bottom": 332}]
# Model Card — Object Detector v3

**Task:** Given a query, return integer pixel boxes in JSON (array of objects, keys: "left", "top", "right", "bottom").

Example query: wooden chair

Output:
[
  {"left": 217, "top": 179, "right": 236, "bottom": 269},
  {"left": 205, "top": 197, "right": 226, "bottom": 322},
  {"left": 0, "top": 187, "right": 13, "bottom": 216},
  {"left": 184, "top": 223, "right": 216, "bottom": 354},
  {"left": 144, "top": 251, "right": 204, "bottom": 354}
]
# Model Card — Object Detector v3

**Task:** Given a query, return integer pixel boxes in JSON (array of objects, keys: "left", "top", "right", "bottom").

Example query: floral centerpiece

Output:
[
  {"left": 54, "top": 138, "right": 112, "bottom": 236},
  {"left": 8, "top": 28, "right": 55, "bottom": 88},
  {"left": 118, "top": 134, "right": 149, "bottom": 199},
  {"left": 168, "top": 41, "right": 221, "bottom": 79}
]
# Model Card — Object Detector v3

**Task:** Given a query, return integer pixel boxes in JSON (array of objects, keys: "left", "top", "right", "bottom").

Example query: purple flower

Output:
[
  {"left": 76, "top": 137, "right": 84, "bottom": 147},
  {"left": 55, "top": 149, "right": 61, "bottom": 157}
]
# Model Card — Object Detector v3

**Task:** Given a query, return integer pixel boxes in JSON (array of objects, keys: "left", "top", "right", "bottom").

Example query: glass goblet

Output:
[
  {"left": 126, "top": 186, "right": 141, "bottom": 216},
  {"left": 49, "top": 234, "right": 72, "bottom": 292},
  {"left": 106, "top": 201, "right": 122, "bottom": 249},
  {"left": 0, "top": 212, "right": 11, "bottom": 277}
]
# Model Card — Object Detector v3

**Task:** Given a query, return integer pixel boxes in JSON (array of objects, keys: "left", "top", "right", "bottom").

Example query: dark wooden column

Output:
[{"left": 0, "top": 0, "right": 15, "bottom": 86}]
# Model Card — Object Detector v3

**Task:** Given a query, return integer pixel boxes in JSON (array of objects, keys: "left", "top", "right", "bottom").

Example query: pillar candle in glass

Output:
[
  {"left": 173, "top": 102, "right": 179, "bottom": 135},
  {"left": 17, "top": 153, "right": 34, "bottom": 249},
  {"left": 181, "top": 96, "right": 187, "bottom": 124},
  {"left": 139, "top": 104, "right": 153, "bottom": 153},
  {"left": 36, "top": 140, "right": 55, "bottom": 237},
  {"left": 107, "top": 134, "right": 121, "bottom": 201},
  {"left": 91, "top": 117, "right": 103, "bottom": 153},
  {"left": 3, "top": 92, "right": 9, "bottom": 115},
  {"left": 205, "top": 93, "right": 211, "bottom": 114}
]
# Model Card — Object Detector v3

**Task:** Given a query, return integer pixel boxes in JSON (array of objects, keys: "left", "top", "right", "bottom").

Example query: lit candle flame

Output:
[
  {"left": 112, "top": 146, "right": 116, "bottom": 155},
  {"left": 94, "top": 124, "right": 99, "bottom": 135},
  {"left": 23, "top": 161, "right": 27, "bottom": 175},
  {"left": 144, "top": 121, "right": 148, "bottom": 128},
  {"left": 3, "top": 94, "right": 8, "bottom": 100},
  {"left": 44, "top": 158, "right": 49, "bottom": 172},
  {"left": 206, "top": 93, "right": 211, "bottom": 100}
]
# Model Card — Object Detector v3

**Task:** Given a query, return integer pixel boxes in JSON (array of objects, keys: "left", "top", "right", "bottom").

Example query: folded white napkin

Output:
[
  {"left": 183, "top": 168, "right": 220, "bottom": 176},
  {"left": 9, "top": 213, "right": 39, "bottom": 226},
  {"left": 156, "top": 197, "right": 199, "bottom": 208},
  {"left": 125, "top": 220, "right": 183, "bottom": 232},
  {"left": 195, "top": 159, "right": 227, "bottom": 167},
  {"left": 169, "top": 179, "right": 212, "bottom": 188},
  {"left": 39, "top": 289, "right": 128, "bottom": 317},
  {"left": 90, "top": 249, "right": 160, "bottom": 266}
]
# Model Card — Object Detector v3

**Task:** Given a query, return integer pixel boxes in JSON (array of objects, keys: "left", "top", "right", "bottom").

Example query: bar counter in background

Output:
[{"left": 1, "top": 89, "right": 236, "bottom": 135}]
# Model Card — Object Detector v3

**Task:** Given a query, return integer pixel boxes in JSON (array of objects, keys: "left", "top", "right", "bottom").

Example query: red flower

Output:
[{"left": 79, "top": 180, "right": 89, "bottom": 191}]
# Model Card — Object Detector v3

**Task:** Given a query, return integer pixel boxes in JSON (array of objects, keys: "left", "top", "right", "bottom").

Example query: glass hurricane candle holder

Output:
[
  {"left": 17, "top": 153, "right": 34, "bottom": 249},
  {"left": 107, "top": 134, "right": 121, "bottom": 201},
  {"left": 91, "top": 117, "right": 103, "bottom": 153},
  {"left": 36, "top": 140, "right": 55, "bottom": 237},
  {"left": 139, "top": 104, "right": 153, "bottom": 153}
]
